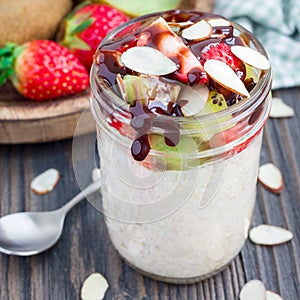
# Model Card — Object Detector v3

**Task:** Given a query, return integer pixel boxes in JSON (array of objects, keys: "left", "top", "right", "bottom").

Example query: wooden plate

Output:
[
  {"left": 0, "top": 82, "right": 95, "bottom": 144},
  {"left": 0, "top": 0, "right": 213, "bottom": 144}
]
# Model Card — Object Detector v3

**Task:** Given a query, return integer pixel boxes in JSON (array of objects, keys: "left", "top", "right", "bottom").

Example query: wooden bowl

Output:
[{"left": 0, "top": 82, "right": 95, "bottom": 144}]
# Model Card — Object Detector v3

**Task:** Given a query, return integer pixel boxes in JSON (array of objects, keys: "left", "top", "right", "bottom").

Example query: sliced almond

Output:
[
  {"left": 249, "top": 225, "right": 293, "bottom": 246},
  {"left": 211, "top": 33, "right": 227, "bottom": 39},
  {"left": 258, "top": 163, "right": 284, "bottom": 193},
  {"left": 179, "top": 84, "right": 209, "bottom": 116},
  {"left": 270, "top": 97, "right": 295, "bottom": 118},
  {"left": 92, "top": 168, "right": 101, "bottom": 182},
  {"left": 239, "top": 279, "right": 266, "bottom": 300},
  {"left": 231, "top": 45, "right": 270, "bottom": 70},
  {"left": 266, "top": 290, "right": 284, "bottom": 300},
  {"left": 30, "top": 168, "right": 60, "bottom": 195},
  {"left": 81, "top": 273, "right": 109, "bottom": 300},
  {"left": 120, "top": 46, "right": 178, "bottom": 76},
  {"left": 207, "top": 18, "right": 231, "bottom": 27},
  {"left": 168, "top": 21, "right": 194, "bottom": 33},
  {"left": 182, "top": 20, "right": 212, "bottom": 41},
  {"left": 204, "top": 59, "right": 250, "bottom": 97},
  {"left": 168, "top": 21, "right": 194, "bottom": 28}
]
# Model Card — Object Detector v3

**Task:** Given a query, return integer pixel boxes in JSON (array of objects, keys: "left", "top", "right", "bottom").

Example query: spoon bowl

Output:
[
  {"left": 0, "top": 211, "right": 65, "bottom": 256},
  {"left": 0, "top": 180, "right": 101, "bottom": 256}
]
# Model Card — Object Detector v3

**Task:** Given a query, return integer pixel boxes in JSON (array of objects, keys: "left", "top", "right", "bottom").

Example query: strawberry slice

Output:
[{"left": 201, "top": 42, "right": 245, "bottom": 77}]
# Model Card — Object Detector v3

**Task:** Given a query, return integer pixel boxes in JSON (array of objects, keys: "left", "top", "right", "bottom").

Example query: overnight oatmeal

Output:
[{"left": 90, "top": 10, "right": 272, "bottom": 283}]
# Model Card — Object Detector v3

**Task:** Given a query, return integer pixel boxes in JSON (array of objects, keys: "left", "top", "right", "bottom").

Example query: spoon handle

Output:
[{"left": 57, "top": 180, "right": 102, "bottom": 215}]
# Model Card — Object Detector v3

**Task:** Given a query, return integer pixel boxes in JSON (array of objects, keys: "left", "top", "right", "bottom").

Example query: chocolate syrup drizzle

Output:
[{"left": 94, "top": 10, "right": 252, "bottom": 161}]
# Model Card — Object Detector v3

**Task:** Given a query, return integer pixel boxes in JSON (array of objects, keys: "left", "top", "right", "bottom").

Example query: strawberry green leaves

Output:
[{"left": 0, "top": 43, "right": 23, "bottom": 85}]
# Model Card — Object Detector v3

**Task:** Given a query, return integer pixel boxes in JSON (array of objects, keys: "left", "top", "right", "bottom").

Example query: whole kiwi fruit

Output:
[{"left": 0, "top": 0, "right": 72, "bottom": 47}]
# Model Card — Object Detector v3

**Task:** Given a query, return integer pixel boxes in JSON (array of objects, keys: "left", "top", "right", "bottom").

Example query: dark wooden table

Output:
[{"left": 0, "top": 87, "right": 299, "bottom": 300}]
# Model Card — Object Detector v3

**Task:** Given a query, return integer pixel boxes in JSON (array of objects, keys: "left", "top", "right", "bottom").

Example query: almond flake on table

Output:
[
  {"left": 30, "top": 168, "right": 60, "bottom": 195},
  {"left": 270, "top": 97, "right": 295, "bottom": 118},
  {"left": 81, "top": 273, "right": 109, "bottom": 300},
  {"left": 92, "top": 168, "right": 101, "bottom": 182},
  {"left": 258, "top": 163, "right": 284, "bottom": 193},
  {"left": 239, "top": 279, "right": 266, "bottom": 300},
  {"left": 266, "top": 290, "right": 284, "bottom": 300},
  {"left": 249, "top": 224, "right": 293, "bottom": 246}
]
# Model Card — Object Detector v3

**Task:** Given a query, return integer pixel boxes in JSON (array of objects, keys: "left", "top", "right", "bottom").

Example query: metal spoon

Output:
[{"left": 0, "top": 180, "right": 101, "bottom": 256}]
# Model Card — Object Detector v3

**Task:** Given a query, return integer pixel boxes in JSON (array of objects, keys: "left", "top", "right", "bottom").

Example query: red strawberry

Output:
[
  {"left": 59, "top": 4, "right": 129, "bottom": 69},
  {"left": 0, "top": 40, "right": 89, "bottom": 101},
  {"left": 201, "top": 42, "right": 245, "bottom": 76}
]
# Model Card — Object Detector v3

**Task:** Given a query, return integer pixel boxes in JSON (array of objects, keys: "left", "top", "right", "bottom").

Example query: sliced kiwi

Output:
[
  {"left": 200, "top": 90, "right": 228, "bottom": 115},
  {"left": 149, "top": 133, "right": 201, "bottom": 171},
  {"left": 181, "top": 90, "right": 233, "bottom": 144},
  {"left": 120, "top": 75, "right": 181, "bottom": 106},
  {"left": 100, "top": 0, "right": 182, "bottom": 17}
]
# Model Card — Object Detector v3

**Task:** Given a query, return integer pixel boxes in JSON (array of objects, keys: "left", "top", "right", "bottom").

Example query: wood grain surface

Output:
[
  {"left": 0, "top": 82, "right": 92, "bottom": 144},
  {"left": 0, "top": 87, "right": 299, "bottom": 299}
]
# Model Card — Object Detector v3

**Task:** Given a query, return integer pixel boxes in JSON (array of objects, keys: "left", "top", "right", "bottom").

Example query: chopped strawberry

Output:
[
  {"left": 209, "top": 121, "right": 264, "bottom": 154},
  {"left": 0, "top": 40, "right": 89, "bottom": 101},
  {"left": 201, "top": 42, "right": 245, "bottom": 76},
  {"left": 59, "top": 4, "right": 129, "bottom": 69}
]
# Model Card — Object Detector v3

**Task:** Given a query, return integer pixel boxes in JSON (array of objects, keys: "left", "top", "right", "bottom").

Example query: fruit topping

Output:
[
  {"left": 204, "top": 60, "right": 250, "bottom": 97},
  {"left": 120, "top": 46, "right": 179, "bottom": 76},
  {"left": 120, "top": 75, "right": 181, "bottom": 110},
  {"left": 94, "top": 11, "right": 271, "bottom": 163},
  {"left": 231, "top": 45, "right": 271, "bottom": 70},
  {"left": 201, "top": 42, "right": 245, "bottom": 75},
  {"left": 136, "top": 17, "right": 208, "bottom": 85},
  {"left": 181, "top": 20, "right": 212, "bottom": 41},
  {"left": 201, "top": 90, "right": 228, "bottom": 114},
  {"left": 148, "top": 133, "right": 199, "bottom": 170}
]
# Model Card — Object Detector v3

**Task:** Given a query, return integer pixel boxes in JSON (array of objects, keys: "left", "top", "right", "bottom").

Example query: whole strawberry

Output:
[
  {"left": 0, "top": 40, "right": 89, "bottom": 101},
  {"left": 59, "top": 4, "right": 129, "bottom": 69}
]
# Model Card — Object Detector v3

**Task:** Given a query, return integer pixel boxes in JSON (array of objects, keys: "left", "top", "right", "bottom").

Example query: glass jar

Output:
[{"left": 90, "top": 10, "right": 272, "bottom": 284}]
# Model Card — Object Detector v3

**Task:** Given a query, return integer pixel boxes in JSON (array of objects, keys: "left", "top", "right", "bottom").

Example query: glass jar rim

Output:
[{"left": 90, "top": 10, "right": 271, "bottom": 130}]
